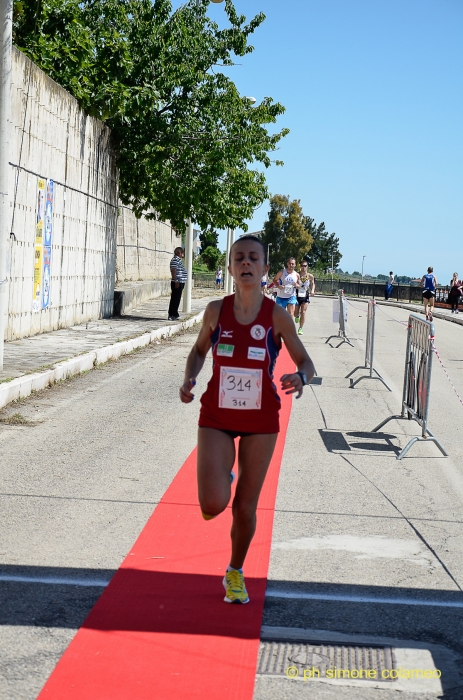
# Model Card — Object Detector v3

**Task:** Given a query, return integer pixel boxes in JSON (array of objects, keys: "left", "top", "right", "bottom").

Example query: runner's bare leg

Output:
[
  {"left": 299, "top": 302, "right": 308, "bottom": 328},
  {"left": 197, "top": 428, "right": 236, "bottom": 516},
  {"left": 230, "top": 433, "right": 278, "bottom": 569}
]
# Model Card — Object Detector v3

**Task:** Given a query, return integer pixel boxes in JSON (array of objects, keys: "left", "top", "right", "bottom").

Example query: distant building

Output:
[{"left": 193, "top": 228, "right": 201, "bottom": 255}]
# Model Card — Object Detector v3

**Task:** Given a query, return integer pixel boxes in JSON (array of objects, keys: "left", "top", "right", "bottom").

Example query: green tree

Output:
[
  {"left": 303, "top": 218, "right": 342, "bottom": 271},
  {"left": 14, "top": 0, "right": 288, "bottom": 232},
  {"left": 199, "top": 229, "right": 219, "bottom": 251},
  {"left": 261, "top": 194, "right": 313, "bottom": 271},
  {"left": 396, "top": 275, "right": 412, "bottom": 284},
  {"left": 201, "top": 245, "right": 222, "bottom": 271}
]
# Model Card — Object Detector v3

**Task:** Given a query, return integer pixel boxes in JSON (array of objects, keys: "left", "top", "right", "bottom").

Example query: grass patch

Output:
[{"left": 0, "top": 412, "right": 31, "bottom": 425}]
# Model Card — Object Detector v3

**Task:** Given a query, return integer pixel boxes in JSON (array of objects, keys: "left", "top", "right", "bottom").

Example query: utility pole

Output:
[
  {"left": 0, "top": 0, "right": 12, "bottom": 370},
  {"left": 183, "top": 218, "right": 193, "bottom": 313},
  {"left": 361, "top": 255, "right": 366, "bottom": 281},
  {"left": 227, "top": 228, "right": 235, "bottom": 294}
]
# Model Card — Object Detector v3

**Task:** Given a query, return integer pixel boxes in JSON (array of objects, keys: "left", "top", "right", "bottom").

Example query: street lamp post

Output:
[
  {"left": 361, "top": 255, "right": 366, "bottom": 281},
  {"left": 227, "top": 228, "right": 235, "bottom": 294},
  {"left": 0, "top": 0, "right": 12, "bottom": 371},
  {"left": 183, "top": 218, "right": 194, "bottom": 313}
]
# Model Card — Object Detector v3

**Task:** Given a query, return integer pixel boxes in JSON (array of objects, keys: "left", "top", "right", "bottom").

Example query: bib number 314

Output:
[{"left": 219, "top": 367, "right": 263, "bottom": 410}]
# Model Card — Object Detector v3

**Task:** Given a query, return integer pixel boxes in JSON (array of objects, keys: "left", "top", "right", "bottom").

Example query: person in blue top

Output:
[{"left": 420, "top": 266, "right": 438, "bottom": 321}]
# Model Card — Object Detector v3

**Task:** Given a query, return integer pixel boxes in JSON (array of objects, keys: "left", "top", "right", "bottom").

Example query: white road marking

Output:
[
  {"left": 0, "top": 574, "right": 109, "bottom": 587},
  {"left": 265, "top": 590, "right": 463, "bottom": 608},
  {"left": 273, "top": 535, "right": 436, "bottom": 566}
]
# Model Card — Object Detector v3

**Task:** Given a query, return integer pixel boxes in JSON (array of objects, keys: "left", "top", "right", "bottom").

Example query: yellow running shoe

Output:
[{"left": 223, "top": 569, "right": 249, "bottom": 604}]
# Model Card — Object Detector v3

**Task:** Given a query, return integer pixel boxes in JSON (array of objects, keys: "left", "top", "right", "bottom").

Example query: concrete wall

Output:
[
  {"left": 5, "top": 47, "right": 118, "bottom": 340},
  {"left": 116, "top": 206, "right": 180, "bottom": 282},
  {"left": 4, "top": 49, "right": 182, "bottom": 342}
]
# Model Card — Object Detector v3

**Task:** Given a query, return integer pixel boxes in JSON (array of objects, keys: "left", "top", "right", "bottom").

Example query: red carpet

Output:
[{"left": 38, "top": 348, "right": 295, "bottom": 700}]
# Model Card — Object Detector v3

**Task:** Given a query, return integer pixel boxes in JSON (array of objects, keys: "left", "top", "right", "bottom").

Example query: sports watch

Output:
[{"left": 296, "top": 371, "right": 308, "bottom": 386}]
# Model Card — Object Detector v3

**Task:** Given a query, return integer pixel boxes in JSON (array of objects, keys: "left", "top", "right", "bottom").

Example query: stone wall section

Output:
[
  {"left": 116, "top": 207, "right": 179, "bottom": 282},
  {"left": 4, "top": 48, "right": 181, "bottom": 341}
]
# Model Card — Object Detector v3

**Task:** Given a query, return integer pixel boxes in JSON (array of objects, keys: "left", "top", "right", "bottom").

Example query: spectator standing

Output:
[
  {"left": 448, "top": 272, "right": 462, "bottom": 314},
  {"left": 420, "top": 266, "right": 438, "bottom": 321},
  {"left": 385, "top": 271, "right": 394, "bottom": 300},
  {"left": 215, "top": 266, "right": 223, "bottom": 289},
  {"left": 168, "top": 247, "right": 187, "bottom": 321}
]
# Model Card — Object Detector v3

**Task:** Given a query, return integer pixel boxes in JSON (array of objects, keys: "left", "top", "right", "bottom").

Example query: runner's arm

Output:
[
  {"left": 309, "top": 274, "right": 315, "bottom": 295},
  {"left": 273, "top": 304, "right": 316, "bottom": 398},
  {"left": 180, "top": 301, "right": 221, "bottom": 403}
]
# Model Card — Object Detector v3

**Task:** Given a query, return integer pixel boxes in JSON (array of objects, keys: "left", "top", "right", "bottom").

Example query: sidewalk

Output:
[{"left": 0, "top": 289, "right": 218, "bottom": 408}]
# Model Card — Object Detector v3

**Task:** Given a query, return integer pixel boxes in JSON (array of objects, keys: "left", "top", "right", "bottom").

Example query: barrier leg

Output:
[
  {"left": 397, "top": 436, "right": 420, "bottom": 460},
  {"left": 372, "top": 415, "right": 403, "bottom": 432},
  {"left": 345, "top": 365, "right": 366, "bottom": 379},
  {"left": 346, "top": 367, "right": 392, "bottom": 390},
  {"left": 325, "top": 334, "right": 353, "bottom": 348},
  {"left": 397, "top": 435, "right": 449, "bottom": 460},
  {"left": 372, "top": 368, "right": 393, "bottom": 391}
]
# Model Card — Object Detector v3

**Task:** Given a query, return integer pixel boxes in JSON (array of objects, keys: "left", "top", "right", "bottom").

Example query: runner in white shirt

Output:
[
  {"left": 294, "top": 261, "right": 315, "bottom": 335},
  {"left": 261, "top": 273, "right": 268, "bottom": 295},
  {"left": 272, "top": 257, "right": 300, "bottom": 319}
]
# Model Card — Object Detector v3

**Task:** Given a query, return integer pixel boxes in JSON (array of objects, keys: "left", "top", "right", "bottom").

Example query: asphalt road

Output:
[{"left": 1, "top": 297, "right": 463, "bottom": 699}]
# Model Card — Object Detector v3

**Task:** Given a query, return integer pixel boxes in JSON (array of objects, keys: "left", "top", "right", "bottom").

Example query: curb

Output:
[{"left": 0, "top": 311, "right": 204, "bottom": 411}]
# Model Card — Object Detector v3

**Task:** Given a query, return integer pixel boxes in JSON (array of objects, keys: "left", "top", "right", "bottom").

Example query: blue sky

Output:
[{"left": 179, "top": 0, "right": 463, "bottom": 281}]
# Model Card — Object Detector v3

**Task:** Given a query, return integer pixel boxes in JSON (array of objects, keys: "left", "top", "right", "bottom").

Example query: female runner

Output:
[
  {"left": 180, "top": 235, "right": 315, "bottom": 604},
  {"left": 295, "top": 260, "right": 315, "bottom": 335}
]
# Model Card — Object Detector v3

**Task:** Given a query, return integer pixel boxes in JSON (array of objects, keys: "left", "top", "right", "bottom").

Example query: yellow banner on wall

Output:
[
  {"left": 33, "top": 178, "right": 46, "bottom": 312},
  {"left": 36, "top": 178, "right": 45, "bottom": 245},
  {"left": 33, "top": 245, "right": 43, "bottom": 313}
]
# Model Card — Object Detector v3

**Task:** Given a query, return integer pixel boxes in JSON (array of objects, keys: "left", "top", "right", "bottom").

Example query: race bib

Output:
[
  {"left": 284, "top": 284, "right": 294, "bottom": 295},
  {"left": 219, "top": 367, "right": 262, "bottom": 410},
  {"left": 297, "top": 288, "right": 307, "bottom": 297}
]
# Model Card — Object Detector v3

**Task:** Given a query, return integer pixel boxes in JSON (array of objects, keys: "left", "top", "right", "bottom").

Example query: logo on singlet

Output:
[
  {"left": 250, "top": 324, "right": 265, "bottom": 340},
  {"left": 248, "top": 347, "right": 266, "bottom": 361},
  {"left": 217, "top": 344, "right": 234, "bottom": 357},
  {"left": 221, "top": 330, "right": 233, "bottom": 338}
]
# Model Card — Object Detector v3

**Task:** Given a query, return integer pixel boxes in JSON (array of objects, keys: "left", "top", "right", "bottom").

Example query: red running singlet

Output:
[{"left": 199, "top": 295, "right": 282, "bottom": 434}]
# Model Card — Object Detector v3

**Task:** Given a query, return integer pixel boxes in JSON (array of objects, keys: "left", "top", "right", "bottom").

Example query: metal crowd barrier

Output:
[
  {"left": 346, "top": 300, "right": 392, "bottom": 390},
  {"left": 325, "top": 289, "right": 353, "bottom": 347},
  {"left": 372, "top": 314, "right": 448, "bottom": 460}
]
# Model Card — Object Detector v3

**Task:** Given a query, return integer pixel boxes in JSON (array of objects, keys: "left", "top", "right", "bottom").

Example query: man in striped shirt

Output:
[{"left": 168, "top": 247, "right": 188, "bottom": 320}]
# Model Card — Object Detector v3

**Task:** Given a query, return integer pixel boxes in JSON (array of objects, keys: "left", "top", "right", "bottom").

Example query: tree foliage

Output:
[
  {"left": 199, "top": 229, "right": 219, "bottom": 251},
  {"left": 261, "top": 194, "right": 313, "bottom": 270},
  {"left": 13, "top": 0, "right": 288, "bottom": 232},
  {"left": 200, "top": 245, "right": 222, "bottom": 271},
  {"left": 303, "top": 218, "right": 342, "bottom": 271}
]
